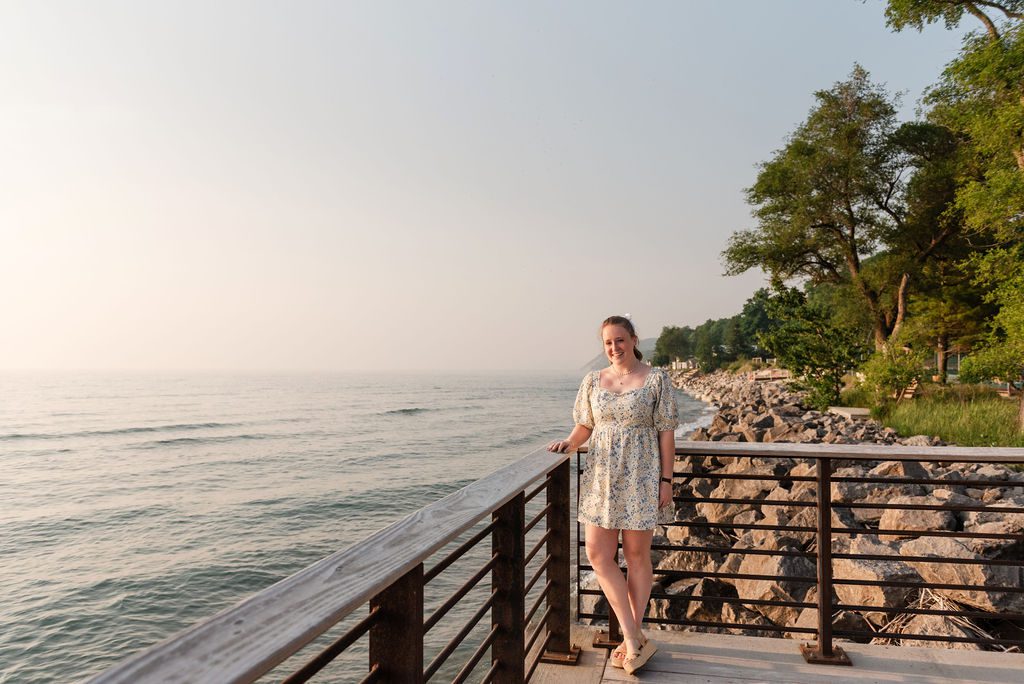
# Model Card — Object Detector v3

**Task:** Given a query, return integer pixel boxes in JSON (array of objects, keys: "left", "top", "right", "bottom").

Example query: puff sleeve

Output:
[
  {"left": 572, "top": 372, "right": 596, "bottom": 429},
  {"left": 653, "top": 370, "right": 680, "bottom": 431}
]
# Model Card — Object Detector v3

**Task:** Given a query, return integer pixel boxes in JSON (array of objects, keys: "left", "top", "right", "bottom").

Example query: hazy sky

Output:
[{"left": 1, "top": 2, "right": 972, "bottom": 372}]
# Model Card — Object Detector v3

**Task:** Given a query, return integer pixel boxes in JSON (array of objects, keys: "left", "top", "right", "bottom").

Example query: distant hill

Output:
[{"left": 580, "top": 337, "right": 658, "bottom": 372}]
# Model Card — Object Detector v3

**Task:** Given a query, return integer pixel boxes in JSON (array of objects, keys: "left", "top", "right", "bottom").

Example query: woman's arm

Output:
[
  {"left": 547, "top": 424, "right": 592, "bottom": 453},
  {"left": 658, "top": 429, "right": 675, "bottom": 507}
]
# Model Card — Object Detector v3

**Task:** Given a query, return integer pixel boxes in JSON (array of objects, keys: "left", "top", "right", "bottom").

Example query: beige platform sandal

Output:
[
  {"left": 622, "top": 636, "right": 657, "bottom": 675},
  {"left": 609, "top": 633, "right": 648, "bottom": 669}
]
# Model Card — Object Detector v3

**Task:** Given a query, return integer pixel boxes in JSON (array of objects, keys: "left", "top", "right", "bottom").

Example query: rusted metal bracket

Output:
[
  {"left": 592, "top": 629, "right": 621, "bottom": 650},
  {"left": 800, "top": 642, "right": 852, "bottom": 665},
  {"left": 539, "top": 644, "right": 582, "bottom": 664}
]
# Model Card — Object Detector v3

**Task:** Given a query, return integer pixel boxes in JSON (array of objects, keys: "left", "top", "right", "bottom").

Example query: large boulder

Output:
[
  {"left": 900, "top": 537, "right": 1024, "bottom": 613},
  {"left": 722, "top": 601, "right": 783, "bottom": 638},
  {"left": 790, "top": 608, "right": 872, "bottom": 642},
  {"left": 684, "top": 578, "right": 738, "bottom": 623},
  {"left": 831, "top": 536, "right": 921, "bottom": 623},
  {"left": 878, "top": 495, "right": 957, "bottom": 540},
  {"left": 695, "top": 462, "right": 779, "bottom": 524},
  {"left": 648, "top": 578, "right": 698, "bottom": 624},
  {"left": 735, "top": 548, "right": 817, "bottom": 626},
  {"left": 899, "top": 614, "right": 982, "bottom": 650}
]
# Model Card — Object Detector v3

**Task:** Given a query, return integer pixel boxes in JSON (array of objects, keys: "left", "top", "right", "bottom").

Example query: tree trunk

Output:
[
  {"left": 889, "top": 273, "right": 911, "bottom": 341},
  {"left": 936, "top": 335, "right": 948, "bottom": 384},
  {"left": 966, "top": 5, "right": 1001, "bottom": 42},
  {"left": 1018, "top": 387, "right": 1024, "bottom": 433}
]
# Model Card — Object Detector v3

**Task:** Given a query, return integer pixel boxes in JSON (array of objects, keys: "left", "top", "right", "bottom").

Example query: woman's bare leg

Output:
[
  {"left": 584, "top": 524, "right": 643, "bottom": 654},
  {"left": 621, "top": 528, "right": 655, "bottom": 637}
]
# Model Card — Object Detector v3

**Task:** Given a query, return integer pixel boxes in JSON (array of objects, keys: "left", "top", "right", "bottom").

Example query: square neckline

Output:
[{"left": 595, "top": 367, "right": 655, "bottom": 396}]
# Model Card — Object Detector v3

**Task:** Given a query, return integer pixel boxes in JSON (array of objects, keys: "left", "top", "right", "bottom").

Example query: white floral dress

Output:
[{"left": 574, "top": 367, "right": 680, "bottom": 530}]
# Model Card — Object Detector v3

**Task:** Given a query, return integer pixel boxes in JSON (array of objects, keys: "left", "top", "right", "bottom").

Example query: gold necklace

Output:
[{"left": 612, "top": 362, "right": 639, "bottom": 385}]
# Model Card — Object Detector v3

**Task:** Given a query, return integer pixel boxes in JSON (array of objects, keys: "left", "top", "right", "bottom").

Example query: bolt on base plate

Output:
[
  {"left": 592, "top": 630, "right": 621, "bottom": 650},
  {"left": 800, "top": 642, "right": 852, "bottom": 665},
  {"left": 539, "top": 644, "right": 582, "bottom": 665}
]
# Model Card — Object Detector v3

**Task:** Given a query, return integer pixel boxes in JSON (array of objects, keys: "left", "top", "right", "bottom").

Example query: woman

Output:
[{"left": 547, "top": 315, "right": 679, "bottom": 675}]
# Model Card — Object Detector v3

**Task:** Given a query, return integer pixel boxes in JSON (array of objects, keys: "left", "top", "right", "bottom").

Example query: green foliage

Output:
[
  {"left": 883, "top": 1, "right": 1024, "bottom": 34},
  {"left": 839, "top": 382, "right": 874, "bottom": 408},
  {"left": 958, "top": 247, "right": 1024, "bottom": 385},
  {"left": 860, "top": 336, "right": 928, "bottom": 404},
  {"left": 880, "top": 383, "right": 1024, "bottom": 447},
  {"left": 653, "top": 325, "right": 693, "bottom": 367},
  {"left": 925, "top": 26, "right": 1024, "bottom": 239},
  {"left": 724, "top": 65, "right": 900, "bottom": 286},
  {"left": 723, "top": 66, "right": 971, "bottom": 350},
  {"left": 757, "top": 287, "right": 870, "bottom": 411},
  {"left": 740, "top": 288, "right": 774, "bottom": 345}
]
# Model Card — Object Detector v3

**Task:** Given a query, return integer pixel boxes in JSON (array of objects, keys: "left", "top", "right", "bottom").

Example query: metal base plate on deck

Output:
[
  {"left": 800, "top": 642, "right": 852, "bottom": 665},
  {"left": 592, "top": 630, "right": 621, "bottom": 650},
  {"left": 539, "top": 644, "right": 581, "bottom": 665}
]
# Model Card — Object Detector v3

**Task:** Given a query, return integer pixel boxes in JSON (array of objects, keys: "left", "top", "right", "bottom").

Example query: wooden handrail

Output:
[{"left": 89, "top": 446, "right": 568, "bottom": 684}]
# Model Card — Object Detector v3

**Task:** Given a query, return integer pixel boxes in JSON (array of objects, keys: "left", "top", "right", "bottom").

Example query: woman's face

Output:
[{"left": 602, "top": 324, "right": 636, "bottom": 364}]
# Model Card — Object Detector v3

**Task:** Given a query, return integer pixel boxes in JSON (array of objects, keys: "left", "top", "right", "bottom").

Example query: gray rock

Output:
[
  {"left": 735, "top": 549, "right": 816, "bottom": 626},
  {"left": 900, "top": 537, "right": 1024, "bottom": 613},
  {"left": 791, "top": 609, "right": 872, "bottom": 642},
  {"left": 831, "top": 536, "right": 921, "bottom": 623},
  {"left": 878, "top": 495, "right": 957, "bottom": 539},
  {"left": 899, "top": 614, "right": 982, "bottom": 650}
]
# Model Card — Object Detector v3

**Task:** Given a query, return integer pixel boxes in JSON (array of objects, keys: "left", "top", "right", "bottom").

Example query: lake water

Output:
[{"left": 0, "top": 371, "right": 713, "bottom": 683}]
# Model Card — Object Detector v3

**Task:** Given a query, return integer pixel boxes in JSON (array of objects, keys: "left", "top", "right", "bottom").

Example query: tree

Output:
[
  {"left": 758, "top": 287, "right": 870, "bottom": 410},
  {"left": 740, "top": 289, "right": 774, "bottom": 355},
  {"left": 884, "top": 1, "right": 1024, "bottom": 42},
  {"left": 653, "top": 325, "right": 693, "bottom": 366},
  {"left": 724, "top": 67, "right": 953, "bottom": 350},
  {"left": 958, "top": 247, "right": 1024, "bottom": 430},
  {"left": 692, "top": 320, "right": 721, "bottom": 372},
  {"left": 722, "top": 316, "right": 748, "bottom": 360},
  {"left": 887, "top": 1, "right": 1024, "bottom": 240}
]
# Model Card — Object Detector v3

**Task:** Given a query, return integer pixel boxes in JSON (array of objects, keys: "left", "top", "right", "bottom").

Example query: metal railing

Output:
[
  {"left": 577, "top": 442, "right": 1024, "bottom": 665},
  {"left": 86, "top": 440, "right": 1024, "bottom": 681},
  {"left": 89, "top": 449, "right": 579, "bottom": 684}
]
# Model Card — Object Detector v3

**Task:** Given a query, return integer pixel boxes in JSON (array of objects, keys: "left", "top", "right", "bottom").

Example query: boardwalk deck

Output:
[{"left": 534, "top": 625, "right": 1024, "bottom": 683}]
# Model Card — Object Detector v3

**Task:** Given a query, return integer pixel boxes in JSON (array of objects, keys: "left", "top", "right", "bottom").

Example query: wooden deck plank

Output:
[
  {"left": 530, "top": 623, "right": 607, "bottom": 683},
  {"left": 570, "top": 627, "right": 1024, "bottom": 683}
]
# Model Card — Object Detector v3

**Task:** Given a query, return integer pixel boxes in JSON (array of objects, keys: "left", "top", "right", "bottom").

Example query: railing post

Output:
[
  {"left": 541, "top": 459, "right": 581, "bottom": 664},
  {"left": 369, "top": 563, "right": 425, "bottom": 682},
  {"left": 800, "top": 457, "right": 851, "bottom": 666},
  {"left": 492, "top": 491, "right": 525, "bottom": 682}
]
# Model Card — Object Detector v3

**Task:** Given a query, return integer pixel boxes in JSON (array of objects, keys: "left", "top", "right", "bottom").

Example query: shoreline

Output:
[{"left": 668, "top": 369, "right": 941, "bottom": 447}]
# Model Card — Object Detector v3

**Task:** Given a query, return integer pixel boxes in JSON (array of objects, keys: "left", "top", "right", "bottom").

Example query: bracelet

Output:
[{"left": 661, "top": 477, "right": 672, "bottom": 484}]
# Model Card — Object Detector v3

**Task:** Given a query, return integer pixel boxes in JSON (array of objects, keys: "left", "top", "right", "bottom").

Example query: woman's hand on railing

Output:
[{"left": 547, "top": 440, "right": 575, "bottom": 453}]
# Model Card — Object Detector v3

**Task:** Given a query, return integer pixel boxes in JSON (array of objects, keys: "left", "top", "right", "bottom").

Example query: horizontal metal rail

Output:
[
  {"left": 423, "top": 554, "right": 498, "bottom": 634},
  {"left": 280, "top": 606, "right": 380, "bottom": 684},
  {"left": 424, "top": 520, "right": 496, "bottom": 584},
  {"left": 423, "top": 590, "right": 497, "bottom": 680}
]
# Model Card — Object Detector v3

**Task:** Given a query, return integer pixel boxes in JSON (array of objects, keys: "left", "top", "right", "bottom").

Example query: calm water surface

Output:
[{"left": 0, "top": 372, "right": 712, "bottom": 683}]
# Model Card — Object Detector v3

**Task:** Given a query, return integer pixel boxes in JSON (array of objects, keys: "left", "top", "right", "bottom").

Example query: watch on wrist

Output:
[{"left": 661, "top": 477, "right": 672, "bottom": 484}]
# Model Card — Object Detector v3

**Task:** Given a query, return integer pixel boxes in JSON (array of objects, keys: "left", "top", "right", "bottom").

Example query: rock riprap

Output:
[{"left": 634, "top": 370, "right": 1024, "bottom": 649}]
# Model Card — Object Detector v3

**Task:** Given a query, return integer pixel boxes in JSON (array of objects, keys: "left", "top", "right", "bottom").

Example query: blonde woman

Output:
[{"left": 548, "top": 315, "right": 678, "bottom": 675}]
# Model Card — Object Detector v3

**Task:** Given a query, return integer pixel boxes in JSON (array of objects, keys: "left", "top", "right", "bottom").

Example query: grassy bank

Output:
[{"left": 841, "top": 384, "right": 1024, "bottom": 447}]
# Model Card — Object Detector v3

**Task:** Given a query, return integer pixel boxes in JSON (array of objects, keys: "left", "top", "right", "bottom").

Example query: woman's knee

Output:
[
  {"left": 621, "top": 531, "right": 654, "bottom": 568},
  {"left": 622, "top": 547, "right": 652, "bottom": 569},
  {"left": 585, "top": 542, "right": 618, "bottom": 571}
]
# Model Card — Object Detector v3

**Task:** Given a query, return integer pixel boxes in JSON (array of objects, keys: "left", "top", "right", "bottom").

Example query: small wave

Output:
[
  {"left": 0, "top": 422, "right": 244, "bottom": 442},
  {"left": 138, "top": 434, "right": 273, "bottom": 448},
  {"left": 381, "top": 404, "right": 484, "bottom": 416}
]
